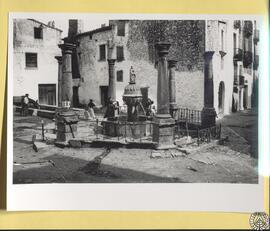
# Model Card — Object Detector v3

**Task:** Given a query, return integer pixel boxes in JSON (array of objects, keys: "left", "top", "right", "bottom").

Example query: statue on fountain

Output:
[{"left": 123, "top": 66, "right": 144, "bottom": 122}]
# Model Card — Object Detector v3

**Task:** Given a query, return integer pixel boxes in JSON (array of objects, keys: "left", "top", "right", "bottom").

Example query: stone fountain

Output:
[
  {"left": 102, "top": 66, "right": 147, "bottom": 139},
  {"left": 122, "top": 66, "right": 144, "bottom": 122}
]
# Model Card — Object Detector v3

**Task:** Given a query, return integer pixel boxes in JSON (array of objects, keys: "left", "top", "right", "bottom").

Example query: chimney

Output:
[
  {"left": 68, "top": 19, "right": 84, "bottom": 41},
  {"left": 101, "top": 23, "right": 106, "bottom": 28},
  {"left": 48, "top": 21, "right": 55, "bottom": 28}
]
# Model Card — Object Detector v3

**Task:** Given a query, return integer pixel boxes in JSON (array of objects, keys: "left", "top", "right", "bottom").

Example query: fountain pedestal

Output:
[
  {"left": 152, "top": 114, "right": 175, "bottom": 149},
  {"left": 56, "top": 107, "right": 78, "bottom": 142}
]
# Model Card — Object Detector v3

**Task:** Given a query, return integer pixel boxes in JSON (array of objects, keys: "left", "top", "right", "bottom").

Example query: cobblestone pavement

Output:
[
  {"left": 218, "top": 109, "right": 258, "bottom": 157},
  {"left": 12, "top": 110, "right": 258, "bottom": 184}
]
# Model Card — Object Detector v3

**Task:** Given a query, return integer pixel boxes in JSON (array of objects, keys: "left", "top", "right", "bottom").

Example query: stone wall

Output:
[
  {"left": 75, "top": 20, "right": 206, "bottom": 110},
  {"left": 13, "top": 19, "right": 62, "bottom": 102},
  {"left": 125, "top": 20, "right": 206, "bottom": 110}
]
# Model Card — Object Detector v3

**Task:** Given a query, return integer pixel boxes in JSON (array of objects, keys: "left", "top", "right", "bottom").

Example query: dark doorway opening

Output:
[
  {"left": 243, "top": 85, "right": 248, "bottom": 109},
  {"left": 73, "top": 86, "right": 79, "bottom": 108},
  {"left": 100, "top": 86, "right": 108, "bottom": 106},
  {"left": 38, "top": 84, "right": 56, "bottom": 105},
  {"left": 218, "top": 81, "right": 225, "bottom": 115}
]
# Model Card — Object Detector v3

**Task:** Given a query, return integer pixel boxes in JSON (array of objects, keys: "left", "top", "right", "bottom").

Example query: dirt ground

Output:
[{"left": 12, "top": 110, "right": 258, "bottom": 184}]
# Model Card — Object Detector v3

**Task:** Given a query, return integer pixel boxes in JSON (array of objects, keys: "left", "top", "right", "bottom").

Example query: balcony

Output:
[
  {"left": 253, "top": 55, "right": 259, "bottom": 70},
  {"left": 233, "top": 48, "right": 243, "bottom": 61},
  {"left": 233, "top": 75, "right": 239, "bottom": 86},
  {"left": 239, "top": 75, "right": 245, "bottom": 86},
  {"left": 254, "top": 29, "right": 259, "bottom": 43},
  {"left": 234, "top": 20, "right": 241, "bottom": 29},
  {"left": 243, "top": 51, "right": 253, "bottom": 67},
  {"left": 243, "top": 21, "right": 253, "bottom": 37}
]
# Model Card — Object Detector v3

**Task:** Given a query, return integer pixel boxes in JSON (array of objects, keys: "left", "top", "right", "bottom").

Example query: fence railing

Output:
[
  {"left": 197, "top": 124, "right": 222, "bottom": 145},
  {"left": 174, "top": 108, "right": 202, "bottom": 125}
]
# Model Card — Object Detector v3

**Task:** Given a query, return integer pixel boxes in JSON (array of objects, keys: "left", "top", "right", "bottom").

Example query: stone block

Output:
[
  {"left": 69, "top": 139, "right": 82, "bottom": 148},
  {"left": 57, "top": 123, "right": 78, "bottom": 133},
  {"left": 152, "top": 115, "right": 175, "bottom": 149},
  {"left": 56, "top": 132, "right": 75, "bottom": 142}
]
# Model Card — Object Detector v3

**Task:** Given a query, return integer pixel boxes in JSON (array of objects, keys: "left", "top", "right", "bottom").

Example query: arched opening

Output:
[{"left": 218, "top": 81, "right": 225, "bottom": 115}]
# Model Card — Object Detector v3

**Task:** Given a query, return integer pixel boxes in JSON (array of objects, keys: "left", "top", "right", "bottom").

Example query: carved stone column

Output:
[
  {"left": 55, "top": 56, "right": 62, "bottom": 107},
  {"left": 168, "top": 60, "right": 178, "bottom": 118},
  {"left": 56, "top": 42, "right": 78, "bottom": 144},
  {"left": 58, "top": 42, "right": 76, "bottom": 107},
  {"left": 107, "top": 59, "right": 116, "bottom": 102},
  {"left": 201, "top": 51, "right": 217, "bottom": 128},
  {"left": 152, "top": 42, "right": 175, "bottom": 149}
]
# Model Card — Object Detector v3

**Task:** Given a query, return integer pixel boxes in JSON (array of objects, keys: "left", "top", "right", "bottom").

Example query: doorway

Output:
[
  {"left": 243, "top": 85, "right": 248, "bottom": 109},
  {"left": 100, "top": 86, "right": 108, "bottom": 106},
  {"left": 218, "top": 81, "right": 225, "bottom": 115},
  {"left": 38, "top": 84, "right": 56, "bottom": 105},
  {"left": 72, "top": 86, "right": 79, "bottom": 108}
]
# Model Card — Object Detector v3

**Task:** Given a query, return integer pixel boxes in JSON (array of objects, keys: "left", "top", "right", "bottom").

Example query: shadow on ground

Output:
[{"left": 13, "top": 153, "right": 187, "bottom": 184}]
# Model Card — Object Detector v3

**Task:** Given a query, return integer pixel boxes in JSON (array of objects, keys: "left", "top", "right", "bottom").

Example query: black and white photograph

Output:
[
  {"left": 7, "top": 13, "right": 266, "bottom": 212},
  {"left": 10, "top": 16, "right": 260, "bottom": 184}
]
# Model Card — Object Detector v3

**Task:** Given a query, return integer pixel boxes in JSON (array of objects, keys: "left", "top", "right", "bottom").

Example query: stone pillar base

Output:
[
  {"left": 169, "top": 103, "right": 178, "bottom": 118},
  {"left": 56, "top": 108, "right": 78, "bottom": 142},
  {"left": 201, "top": 107, "right": 216, "bottom": 128},
  {"left": 152, "top": 114, "right": 176, "bottom": 149}
]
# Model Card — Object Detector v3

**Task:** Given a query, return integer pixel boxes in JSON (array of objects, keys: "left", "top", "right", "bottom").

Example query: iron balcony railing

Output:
[
  {"left": 253, "top": 55, "right": 259, "bottom": 70},
  {"left": 254, "top": 29, "right": 259, "bottom": 43},
  {"left": 233, "top": 75, "right": 239, "bottom": 86},
  {"left": 243, "top": 51, "right": 253, "bottom": 67},
  {"left": 239, "top": 75, "right": 245, "bottom": 86},
  {"left": 233, "top": 48, "right": 243, "bottom": 61},
  {"left": 234, "top": 20, "right": 241, "bottom": 29},
  {"left": 244, "top": 21, "right": 253, "bottom": 37}
]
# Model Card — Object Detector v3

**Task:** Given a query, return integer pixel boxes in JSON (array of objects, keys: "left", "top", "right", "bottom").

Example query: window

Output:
[
  {"left": 34, "top": 27, "right": 43, "bottom": 39},
  {"left": 117, "top": 70, "right": 123, "bottom": 82},
  {"left": 25, "top": 53, "right": 38, "bottom": 68},
  {"left": 117, "top": 21, "right": 125, "bottom": 36},
  {"left": 221, "top": 29, "right": 224, "bottom": 51},
  {"left": 38, "top": 84, "right": 56, "bottom": 105},
  {"left": 99, "top": 44, "right": 106, "bottom": 61},
  {"left": 116, "top": 46, "right": 124, "bottom": 61}
]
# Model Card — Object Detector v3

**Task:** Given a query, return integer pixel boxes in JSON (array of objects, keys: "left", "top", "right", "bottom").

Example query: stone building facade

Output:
[
  {"left": 73, "top": 20, "right": 206, "bottom": 110},
  {"left": 13, "top": 19, "right": 62, "bottom": 105},
  {"left": 62, "top": 19, "right": 259, "bottom": 115}
]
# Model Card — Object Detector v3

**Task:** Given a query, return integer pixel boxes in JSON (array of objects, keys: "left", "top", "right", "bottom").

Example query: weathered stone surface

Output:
[
  {"left": 69, "top": 139, "right": 82, "bottom": 148},
  {"left": 45, "top": 139, "right": 56, "bottom": 145},
  {"left": 150, "top": 151, "right": 162, "bottom": 158},
  {"left": 152, "top": 115, "right": 175, "bottom": 149},
  {"left": 57, "top": 123, "right": 78, "bottom": 133},
  {"left": 54, "top": 141, "right": 69, "bottom": 148},
  {"left": 56, "top": 132, "right": 74, "bottom": 142},
  {"left": 33, "top": 141, "right": 47, "bottom": 152},
  {"left": 175, "top": 136, "right": 193, "bottom": 147}
]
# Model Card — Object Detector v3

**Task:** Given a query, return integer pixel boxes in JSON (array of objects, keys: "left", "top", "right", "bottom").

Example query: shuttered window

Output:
[
  {"left": 25, "top": 53, "right": 38, "bottom": 68},
  {"left": 117, "top": 70, "right": 123, "bottom": 82},
  {"left": 99, "top": 44, "right": 106, "bottom": 61},
  {"left": 116, "top": 46, "right": 124, "bottom": 61},
  {"left": 117, "top": 21, "right": 125, "bottom": 36},
  {"left": 34, "top": 27, "right": 43, "bottom": 39}
]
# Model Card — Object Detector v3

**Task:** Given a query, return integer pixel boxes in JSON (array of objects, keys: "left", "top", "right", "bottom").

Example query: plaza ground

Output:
[{"left": 12, "top": 110, "right": 258, "bottom": 184}]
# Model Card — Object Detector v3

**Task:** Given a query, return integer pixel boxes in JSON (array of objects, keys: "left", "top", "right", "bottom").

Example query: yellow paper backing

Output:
[{"left": 0, "top": 0, "right": 269, "bottom": 229}]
